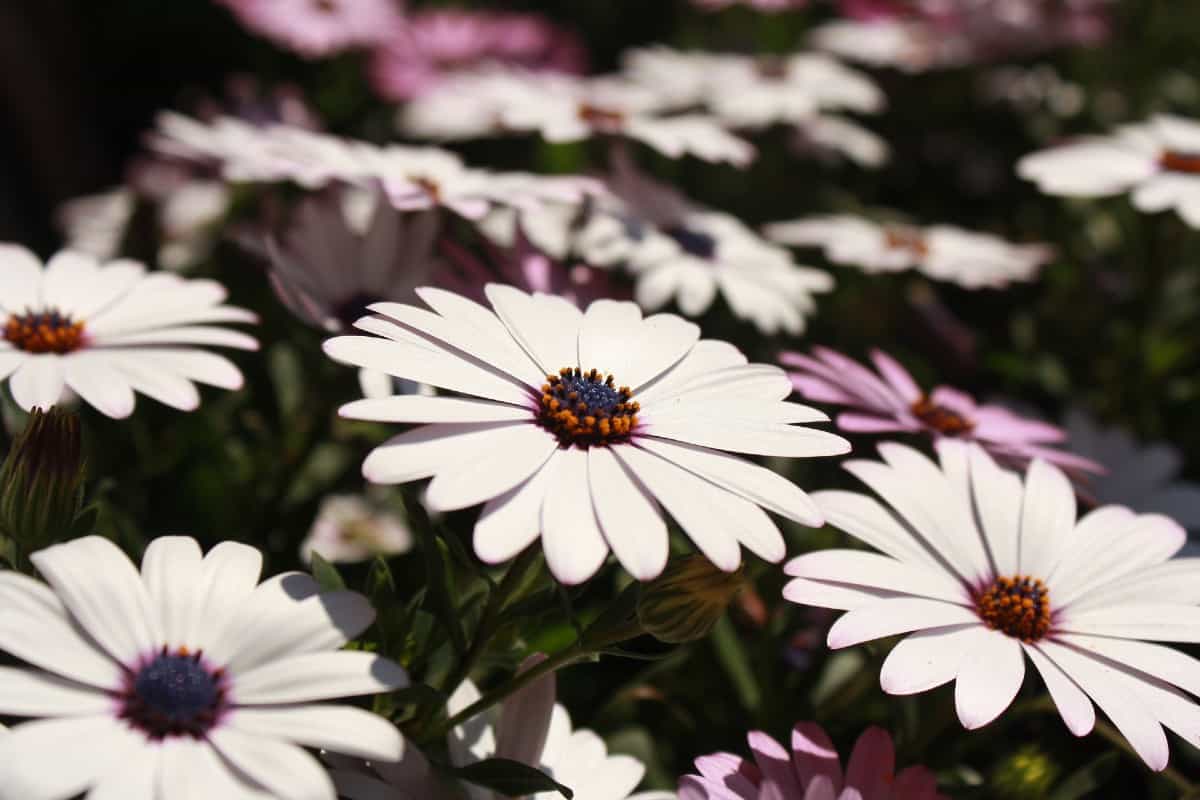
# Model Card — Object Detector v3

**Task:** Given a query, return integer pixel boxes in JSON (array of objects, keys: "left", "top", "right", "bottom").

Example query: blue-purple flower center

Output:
[
  {"left": 121, "top": 648, "right": 226, "bottom": 739},
  {"left": 538, "top": 367, "right": 639, "bottom": 447},
  {"left": 4, "top": 310, "right": 86, "bottom": 354},
  {"left": 665, "top": 226, "right": 718, "bottom": 260}
]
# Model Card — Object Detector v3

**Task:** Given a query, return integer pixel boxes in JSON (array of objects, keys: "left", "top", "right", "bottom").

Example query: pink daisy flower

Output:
[
  {"left": 215, "top": 0, "right": 403, "bottom": 59},
  {"left": 781, "top": 346, "right": 1101, "bottom": 473},
  {"left": 679, "top": 722, "right": 947, "bottom": 800},
  {"left": 369, "top": 9, "right": 585, "bottom": 101}
]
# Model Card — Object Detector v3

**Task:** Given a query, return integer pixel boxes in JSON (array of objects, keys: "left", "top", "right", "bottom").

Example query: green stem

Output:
[{"left": 1091, "top": 720, "right": 1197, "bottom": 798}]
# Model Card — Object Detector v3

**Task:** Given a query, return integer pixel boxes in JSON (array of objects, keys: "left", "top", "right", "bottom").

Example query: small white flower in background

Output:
[
  {"left": 1018, "top": 115, "right": 1200, "bottom": 228},
  {"left": 765, "top": 214, "right": 1051, "bottom": 289},
  {"left": 213, "top": 0, "right": 402, "bottom": 59},
  {"left": 331, "top": 656, "right": 675, "bottom": 800},
  {"left": 0, "top": 246, "right": 257, "bottom": 418},
  {"left": 301, "top": 494, "right": 414, "bottom": 564},
  {"left": 784, "top": 440, "right": 1200, "bottom": 772},
  {"left": 810, "top": 19, "right": 955, "bottom": 73},
  {"left": 0, "top": 535, "right": 409, "bottom": 799},
  {"left": 398, "top": 67, "right": 552, "bottom": 141},
  {"left": 324, "top": 285, "right": 847, "bottom": 585},
  {"left": 790, "top": 114, "right": 891, "bottom": 168},
  {"left": 1064, "top": 408, "right": 1200, "bottom": 531}
]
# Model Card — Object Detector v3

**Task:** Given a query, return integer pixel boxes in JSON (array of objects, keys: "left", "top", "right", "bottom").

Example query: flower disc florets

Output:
[
  {"left": 911, "top": 395, "right": 974, "bottom": 436},
  {"left": 538, "top": 367, "right": 639, "bottom": 447},
  {"left": 119, "top": 647, "right": 229, "bottom": 739},
  {"left": 4, "top": 310, "right": 86, "bottom": 354},
  {"left": 1160, "top": 150, "right": 1200, "bottom": 174},
  {"left": 975, "top": 575, "right": 1051, "bottom": 642}
]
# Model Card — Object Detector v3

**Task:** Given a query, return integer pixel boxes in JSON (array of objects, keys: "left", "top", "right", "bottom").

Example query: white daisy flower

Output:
[
  {"left": 301, "top": 493, "right": 415, "bottom": 564},
  {"left": 56, "top": 188, "right": 135, "bottom": 261},
  {"left": 331, "top": 658, "right": 675, "bottom": 800},
  {"left": 1018, "top": 115, "right": 1200, "bottom": 228},
  {"left": 784, "top": 440, "right": 1200, "bottom": 771},
  {"left": 0, "top": 535, "right": 409, "bottom": 799},
  {"left": 324, "top": 285, "right": 847, "bottom": 584},
  {"left": 0, "top": 246, "right": 257, "bottom": 418},
  {"left": 765, "top": 214, "right": 1051, "bottom": 289},
  {"left": 398, "top": 67, "right": 552, "bottom": 141}
]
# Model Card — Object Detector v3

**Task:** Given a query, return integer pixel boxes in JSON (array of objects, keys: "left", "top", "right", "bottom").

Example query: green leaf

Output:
[
  {"left": 710, "top": 614, "right": 760, "bottom": 713},
  {"left": 309, "top": 552, "right": 346, "bottom": 592},
  {"left": 418, "top": 528, "right": 466, "bottom": 656},
  {"left": 1048, "top": 752, "right": 1119, "bottom": 800},
  {"left": 450, "top": 758, "right": 574, "bottom": 799}
]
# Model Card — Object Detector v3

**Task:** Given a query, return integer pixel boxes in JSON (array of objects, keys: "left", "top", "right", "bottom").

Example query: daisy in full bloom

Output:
[
  {"left": 214, "top": 0, "right": 402, "bottom": 59},
  {"left": 324, "top": 285, "right": 848, "bottom": 584},
  {"left": 780, "top": 347, "right": 1101, "bottom": 473},
  {"left": 1017, "top": 115, "right": 1200, "bottom": 228},
  {"left": 368, "top": 9, "right": 585, "bottom": 101},
  {"left": 300, "top": 493, "right": 414, "bottom": 564},
  {"left": 679, "top": 722, "right": 946, "bottom": 800},
  {"left": 0, "top": 535, "right": 409, "bottom": 798},
  {"left": 764, "top": 215, "right": 1051, "bottom": 289},
  {"left": 331, "top": 658, "right": 674, "bottom": 800},
  {"left": 785, "top": 440, "right": 1200, "bottom": 771},
  {"left": 0, "top": 246, "right": 257, "bottom": 418}
]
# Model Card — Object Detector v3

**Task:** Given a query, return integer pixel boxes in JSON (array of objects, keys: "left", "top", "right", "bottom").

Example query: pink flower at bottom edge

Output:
[{"left": 679, "top": 723, "right": 948, "bottom": 800}]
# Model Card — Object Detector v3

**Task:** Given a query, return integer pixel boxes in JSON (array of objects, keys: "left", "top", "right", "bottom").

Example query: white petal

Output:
[
  {"left": 186, "top": 541, "right": 263, "bottom": 655},
  {"left": 0, "top": 666, "right": 112, "bottom": 716},
  {"left": 0, "top": 716, "right": 144, "bottom": 800},
  {"left": 826, "top": 599, "right": 979, "bottom": 649},
  {"left": 415, "top": 286, "right": 546, "bottom": 386},
  {"left": 785, "top": 550, "right": 969, "bottom": 605},
  {"left": 783, "top": 577, "right": 904, "bottom": 611},
  {"left": 1056, "top": 633, "right": 1200, "bottom": 699},
  {"left": 636, "top": 437, "right": 823, "bottom": 526},
  {"left": 424, "top": 425, "right": 557, "bottom": 512},
  {"left": 213, "top": 576, "right": 375, "bottom": 673},
  {"left": 324, "top": 335, "right": 529, "bottom": 406},
  {"left": 229, "top": 705, "right": 404, "bottom": 762},
  {"left": 134, "top": 349, "right": 243, "bottom": 389},
  {"left": 880, "top": 625, "right": 977, "bottom": 695},
  {"left": 9, "top": 355, "right": 66, "bottom": 412},
  {"left": 338, "top": 395, "right": 529, "bottom": 424},
  {"left": 233, "top": 650, "right": 409, "bottom": 705},
  {"left": 486, "top": 284, "right": 583, "bottom": 374},
  {"left": 86, "top": 745, "right": 159, "bottom": 800},
  {"left": 1057, "top": 603, "right": 1200, "bottom": 643},
  {"left": 62, "top": 260, "right": 145, "bottom": 322},
  {"left": 812, "top": 490, "right": 950, "bottom": 574},
  {"left": 361, "top": 422, "right": 529, "bottom": 484},
  {"left": 0, "top": 244, "right": 45, "bottom": 314},
  {"left": 106, "top": 352, "right": 200, "bottom": 411},
  {"left": 541, "top": 447, "right": 610, "bottom": 584},
  {"left": 1054, "top": 513, "right": 1186, "bottom": 608},
  {"left": 495, "top": 655, "right": 556, "bottom": 766},
  {"left": 616, "top": 444, "right": 741, "bottom": 571},
  {"left": 1039, "top": 640, "right": 1169, "bottom": 771},
  {"left": 1017, "top": 458, "right": 1076, "bottom": 578},
  {"left": 954, "top": 629, "right": 1025, "bottom": 729},
  {"left": 578, "top": 301, "right": 699, "bottom": 390},
  {"left": 209, "top": 728, "right": 336, "bottom": 800},
  {"left": 588, "top": 446, "right": 669, "bottom": 581},
  {"left": 968, "top": 444, "right": 1022, "bottom": 576},
  {"left": 158, "top": 738, "right": 273, "bottom": 800},
  {"left": 645, "top": 416, "right": 849, "bottom": 458},
  {"left": 1024, "top": 642, "right": 1095, "bottom": 736},
  {"left": 140, "top": 536, "right": 204, "bottom": 650},
  {"left": 60, "top": 354, "right": 137, "bottom": 418},
  {"left": 0, "top": 572, "right": 122, "bottom": 689},
  {"left": 95, "top": 325, "right": 257, "bottom": 350},
  {"left": 42, "top": 252, "right": 101, "bottom": 319},
  {"left": 635, "top": 339, "right": 747, "bottom": 406},
  {"left": 474, "top": 456, "right": 556, "bottom": 564},
  {"left": 29, "top": 536, "right": 159, "bottom": 667}
]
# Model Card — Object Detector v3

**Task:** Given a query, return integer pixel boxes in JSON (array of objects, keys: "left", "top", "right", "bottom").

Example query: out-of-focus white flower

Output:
[
  {"left": 791, "top": 114, "right": 891, "bottom": 167},
  {"left": 0, "top": 246, "right": 257, "bottom": 418},
  {"left": 56, "top": 188, "right": 135, "bottom": 261},
  {"left": 0, "top": 535, "right": 409, "bottom": 799},
  {"left": 214, "top": 0, "right": 402, "bottom": 59},
  {"left": 1018, "top": 115, "right": 1200, "bottom": 228},
  {"left": 811, "top": 19, "right": 953, "bottom": 73},
  {"left": 301, "top": 494, "right": 414, "bottom": 564},
  {"left": 765, "top": 214, "right": 1051, "bottom": 289}
]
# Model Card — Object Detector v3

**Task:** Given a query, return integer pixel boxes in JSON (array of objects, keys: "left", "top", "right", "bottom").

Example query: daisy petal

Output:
[
  {"left": 0, "top": 716, "right": 143, "bottom": 800},
  {"left": 1017, "top": 458, "right": 1076, "bottom": 578},
  {"left": 0, "top": 244, "right": 45, "bottom": 314},
  {"left": 474, "top": 456, "right": 556, "bottom": 564},
  {"left": 589, "top": 446, "right": 669, "bottom": 581},
  {"left": 9, "top": 355, "right": 66, "bottom": 412},
  {"left": 790, "top": 722, "right": 843, "bottom": 792},
  {"left": 1022, "top": 643, "right": 1096, "bottom": 736},
  {"left": 844, "top": 726, "right": 894, "bottom": 800},
  {"left": 0, "top": 666, "right": 111, "bottom": 716},
  {"left": 826, "top": 599, "right": 978, "bottom": 649},
  {"left": 424, "top": 425, "right": 557, "bottom": 512},
  {"left": 337, "top": 395, "right": 529, "bottom": 424},
  {"left": 62, "top": 355, "right": 137, "bottom": 418},
  {"left": 209, "top": 728, "right": 336, "bottom": 800},
  {"left": 229, "top": 705, "right": 404, "bottom": 763},
  {"left": 86, "top": 746, "right": 159, "bottom": 800},
  {"left": 646, "top": 416, "right": 849, "bottom": 458},
  {"left": 140, "top": 536, "right": 204, "bottom": 650},
  {"left": 1056, "top": 633, "right": 1200, "bottom": 698},
  {"left": 361, "top": 422, "right": 528, "bottom": 484},
  {"left": 486, "top": 285, "right": 583, "bottom": 374},
  {"left": 968, "top": 444, "right": 1022, "bottom": 576},
  {"left": 879, "top": 625, "right": 977, "bottom": 695},
  {"left": 159, "top": 738, "right": 273, "bottom": 800},
  {"left": 783, "top": 577, "right": 905, "bottom": 611},
  {"left": 954, "top": 628, "right": 1025, "bottom": 729},
  {"left": 233, "top": 651, "right": 409, "bottom": 704},
  {"left": 541, "top": 447, "right": 610, "bottom": 585},
  {"left": 786, "top": 550, "right": 969, "bottom": 604}
]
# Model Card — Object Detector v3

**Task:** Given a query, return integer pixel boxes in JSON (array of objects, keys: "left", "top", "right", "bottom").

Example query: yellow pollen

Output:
[
  {"left": 4, "top": 310, "right": 86, "bottom": 354},
  {"left": 975, "top": 575, "right": 1052, "bottom": 642},
  {"left": 911, "top": 395, "right": 974, "bottom": 436},
  {"left": 537, "top": 366, "right": 639, "bottom": 448}
]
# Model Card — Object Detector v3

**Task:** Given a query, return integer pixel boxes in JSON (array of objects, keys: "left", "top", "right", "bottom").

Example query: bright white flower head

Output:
[
  {"left": 324, "top": 285, "right": 848, "bottom": 584},
  {"left": 1018, "top": 115, "right": 1200, "bottom": 228},
  {"left": 301, "top": 494, "right": 415, "bottom": 564},
  {"left": 331, "top": 657, "right": 674, "bottom": 800},
  {"left": 0, "top": 246, "right": 257, "bottom": 418},
  {"left": 785, "top": 440, "right": 1200, "bottom": 771},
  {"left": 765, "top": 214, "right": 1051, "bottom": 289},
  {"left": 0, "top": 535, "right": 409, "bottom": 799}
]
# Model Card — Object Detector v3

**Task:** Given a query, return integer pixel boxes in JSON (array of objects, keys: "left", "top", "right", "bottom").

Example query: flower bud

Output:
[
  {"left": 0, "top": 408, "right": 87, "bottom": 563},
  {"left": 637, "top": 556, "right": 746, "bottom": 643},
  {"left": 991, "top": 745, "right": 1059, "bottom": 799}
]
